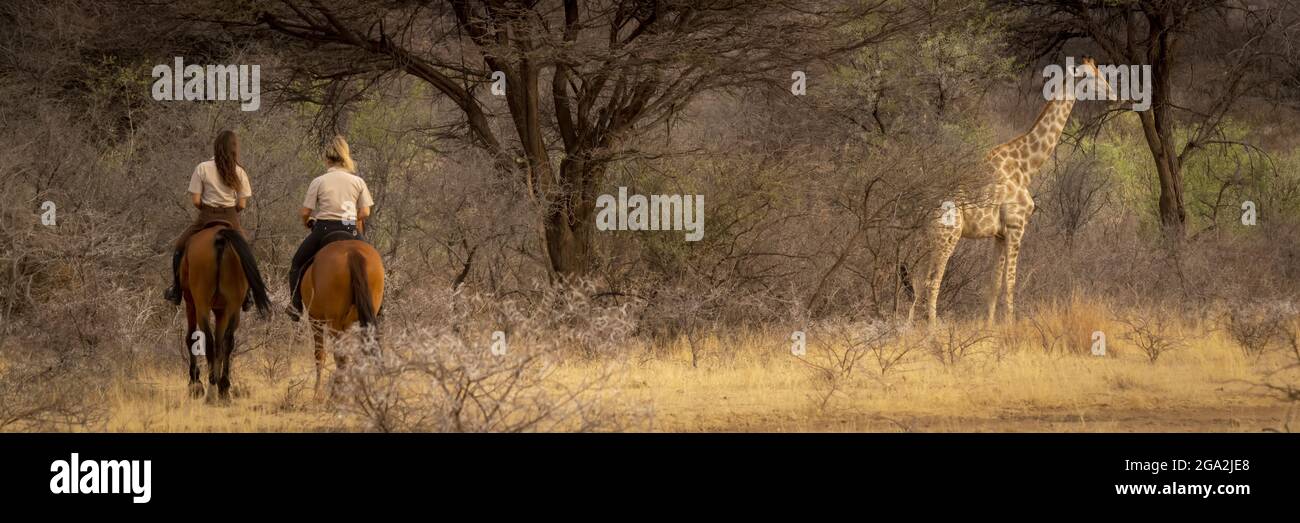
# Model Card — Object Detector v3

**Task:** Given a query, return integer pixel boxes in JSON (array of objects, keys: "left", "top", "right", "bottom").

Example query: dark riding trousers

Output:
[{"left": 289, "top": 219, "right": 362, "bottom": 294}]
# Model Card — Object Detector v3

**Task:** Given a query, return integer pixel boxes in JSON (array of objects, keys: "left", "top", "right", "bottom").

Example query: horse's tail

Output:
[
  {"left": 347, "top": 250, "right": 378, "bottom": 329},
  {"left": 211, "top": 233, "right": 226, "bottom": 297},
  {"left": 216, "top": 228, "right": 272, "bottom": 317}
]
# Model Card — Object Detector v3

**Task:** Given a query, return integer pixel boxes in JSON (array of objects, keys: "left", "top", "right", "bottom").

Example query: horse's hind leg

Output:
[
  {"left": 332, "top": 318, "right": 353, "bottom": 369},
  {"left": 214, "top": 309, "right": 239, "bottom": 400},
  {"left": 358, "top": 317, "right": 380, "bottom": 356},
  {"left": 206, "top": 307, "right": 225, "bottom": 401},
  {"left": 329, "top": 330, "right": 348, "bottom": 401},
  {"left": 312, "top": 322, "right": 326, "bottom": 396},
  {"left": 193, "top": 301, "right": 217, "bottom": 401},
  {"left": 185, "top": 295, "right": 204, "bottom": 398}
]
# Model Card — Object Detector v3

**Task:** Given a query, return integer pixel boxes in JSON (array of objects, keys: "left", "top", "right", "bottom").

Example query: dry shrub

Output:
[
  {"left": 797, "top": 322, "right": 873, "bottom": 410},
  {"left": 1238, "top": 302, "right": 1300, "bottom": 425},
  {"left": 927, "top": 324, "right": 993, "bottom": 366},
  {"left": 1021, "top": 292, "right": 1110, "bottom": 356},
  {"left": 861, "top": 322, "right": 915, "bottom": 377},
  {"left": 0, "top": 204, "right": 156, "bottom": 431},
  {"left": 332, "top": 284, "right": 647, "bottom": 432},
  {"left": 1221, "top": 300, "right": 1298, "bottom": 360},
  {"left": 634, "top": 280, "right": 780, "bottom": 364},
  {"left": 1117, "top": 312, "right": 1186, "bottom": 364},
  {"left": 797, "top": 320, "right": 914, "bottom": 411},
  {"left": 0, "top": 340, "right": 109, "bottom": 431},
  {"left": 228, "top": 313, "right": 303, "bottom": 386}
]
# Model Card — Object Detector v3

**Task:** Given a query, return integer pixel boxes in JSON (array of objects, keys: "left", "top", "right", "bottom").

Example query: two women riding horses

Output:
[
  {"left": 166, "top": 131, "right": 380, "bottom": 398},
  {"left": 164, "top": 132, "right": 373, "bottom": 317}
]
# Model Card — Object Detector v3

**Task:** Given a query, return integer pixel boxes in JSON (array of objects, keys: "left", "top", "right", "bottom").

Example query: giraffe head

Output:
[{"left": 1073, "top": 56, "right": 1115, "bottom": 101}]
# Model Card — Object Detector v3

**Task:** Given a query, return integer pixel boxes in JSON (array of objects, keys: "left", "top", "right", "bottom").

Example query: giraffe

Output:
[{"left": 908, "top": 57, "right": 1113, "bottom": 327}]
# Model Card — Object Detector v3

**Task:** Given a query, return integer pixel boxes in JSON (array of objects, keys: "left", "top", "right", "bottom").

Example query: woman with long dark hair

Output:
[{"left": 163, "top": 130, "right": 253, "bottom": 305}]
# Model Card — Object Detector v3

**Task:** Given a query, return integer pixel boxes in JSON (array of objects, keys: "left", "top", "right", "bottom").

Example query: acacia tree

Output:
[
  {"left": 996, "top": 0, "right": 1299, "bottom": 241},
  {"left": 194, "top": 0, "right": 909, "bottom": 278}
]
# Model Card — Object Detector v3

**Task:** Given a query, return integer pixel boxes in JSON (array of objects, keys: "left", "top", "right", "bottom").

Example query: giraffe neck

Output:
[{"left": 1019, "top": 98, "right": 1076, "bottom": 173}]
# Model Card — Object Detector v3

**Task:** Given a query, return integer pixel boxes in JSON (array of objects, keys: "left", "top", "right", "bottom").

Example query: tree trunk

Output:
[
  {"left": 1139, "top": 9, "right": 1187, "bottom": 241},
  {"left": 1138, "top": 111, "right": 1187, "bottom": 240},
  {"left": 542, "top": 157, "right": 601, "bottom": 277},
  {"left": 544, "top": 205, "right": 593, "bottom": 276}
]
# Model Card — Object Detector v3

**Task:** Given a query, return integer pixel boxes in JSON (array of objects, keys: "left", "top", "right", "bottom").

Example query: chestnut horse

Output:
[
  {"left": 181, "top": 224, "right": 271, "bottom": 400},
  {"left": 300, "top": 236, "right": 384, "bottom": 392}
]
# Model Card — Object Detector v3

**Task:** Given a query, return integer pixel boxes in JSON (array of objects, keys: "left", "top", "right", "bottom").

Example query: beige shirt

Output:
[
  {"left": 303, "top": 167, "right": 374, "bottom": 221},
  {"left": 188, "top": 160, "right": 251, "bottom": 207}
]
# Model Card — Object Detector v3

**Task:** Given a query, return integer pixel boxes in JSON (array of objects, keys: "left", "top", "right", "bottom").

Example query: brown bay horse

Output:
[
  {"left": 300, "top": 237, "right": 384, "bottom": 392},
  {"left": 181, "top": 224, "right": 271, "bottom": 400}
]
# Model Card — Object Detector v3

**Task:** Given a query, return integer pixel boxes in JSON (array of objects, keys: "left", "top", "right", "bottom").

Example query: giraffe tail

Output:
[{"left": 898, "top": 263, "right": 914, "bottom": 299}]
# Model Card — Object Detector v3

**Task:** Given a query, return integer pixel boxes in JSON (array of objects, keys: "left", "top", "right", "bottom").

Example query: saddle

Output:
[
  {"left": 320, "top": 229, "right": 358, "bottom": 248},
  {"left": 302, "top": 230, "right": 363, "bottom": 276},
  {"left": 202, "top": 219, "right": 234, "bottom": 229}
]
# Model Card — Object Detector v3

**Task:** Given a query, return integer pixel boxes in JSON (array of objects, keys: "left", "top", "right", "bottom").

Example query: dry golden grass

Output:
[{"left": 88, "top": 301, "right": 1298, "bottom": 433}]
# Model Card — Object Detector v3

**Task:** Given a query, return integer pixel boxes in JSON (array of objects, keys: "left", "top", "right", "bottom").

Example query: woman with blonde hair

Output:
[
  {"left": 164, "top": 130, "right": 253, "bottom": 307},
  {"left": 287, "top": 135, "right": 374, "bottom": 319}
]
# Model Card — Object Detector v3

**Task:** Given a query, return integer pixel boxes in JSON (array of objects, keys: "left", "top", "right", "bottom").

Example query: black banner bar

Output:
[{"left": 1, "top": 433, "right": 1294, "bottom": 513}]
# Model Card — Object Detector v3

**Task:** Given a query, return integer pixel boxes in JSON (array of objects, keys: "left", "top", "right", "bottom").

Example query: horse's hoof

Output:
[
  {"left": 188, "top": 383, "right": 205, "bottom": 398},
  {"left": 163, "top": 288, "right": 182, "bottom": 305}
]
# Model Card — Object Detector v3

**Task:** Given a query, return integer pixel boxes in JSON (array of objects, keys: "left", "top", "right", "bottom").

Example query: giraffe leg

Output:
[
  {"left": 986, "top": 236, "right": 1007, "bottom": 327},
  {"left": 908, "top": 224, "right": 940, "bottom": 326},
  {"left": 1001, "top": 227, "right": 1025, "bottom": 324},
  {"left": 927, "top": 228, "right": 961, "bottom": 326}
]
